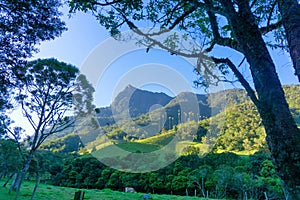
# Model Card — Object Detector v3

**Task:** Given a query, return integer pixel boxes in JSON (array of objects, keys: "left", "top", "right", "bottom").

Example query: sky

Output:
[{"left": 10, "top": 6, "right": 299, "bottom": 136}]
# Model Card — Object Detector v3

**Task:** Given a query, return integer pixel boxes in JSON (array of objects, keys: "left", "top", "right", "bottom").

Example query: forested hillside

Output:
[
  {"left": 27, "top": 85, "right": 298, "bottom": 199},
  {"left": 40, "top": 85, "right": 300, "bottom": 155}
]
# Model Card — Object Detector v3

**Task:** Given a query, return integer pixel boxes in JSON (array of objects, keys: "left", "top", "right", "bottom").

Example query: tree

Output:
[
  {"left": 148, "top": 172, "right": 165, "bottom": 194},
  {"left": 0, "top": 0, "right": 66, "bottom": 118},
  {"left": 277, "top": 0, "right": 300, "bottom": 82},
  {"left": 0, "top": 139, "right": 22, "bottom": 185},
  {"left": 4, "top": 58, "right": 81, "bottom": 197},
  {"left": 212, "top": 165, "right": 234, "bottom": 199},
  {"left": 27, "top": 152, "right": 50, "bottom": 200},
  {"left": 68, "top": 0, "right": 300, "bottom": 199},
  {"left": 189, "top": 165, "right": 212, "bottom": 198}
]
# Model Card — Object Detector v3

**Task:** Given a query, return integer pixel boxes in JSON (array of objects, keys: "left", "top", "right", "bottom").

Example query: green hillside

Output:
[
  {"left": 40, "top": 85, "right": 300, "bottom": 156},
  {"left": 139, "top": 131, "right": 175, "bottom": 147},
  {"left": 284, "top": 85, "right": 300, "bottom": 127},
  {"left": 115, "top": 142, "right": 160, "bottom": 153}
]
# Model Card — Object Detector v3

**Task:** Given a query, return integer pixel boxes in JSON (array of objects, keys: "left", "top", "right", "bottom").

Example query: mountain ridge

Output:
[
  {"left": 41, "top": 85, "right": 300, "bottom": 154},
  {"left": 96, "top": 85, "right": 250, "bottom": 125}
]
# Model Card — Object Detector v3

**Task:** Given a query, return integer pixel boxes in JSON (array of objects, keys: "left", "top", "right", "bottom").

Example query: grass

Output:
[
  {"left": 116, "top": 142, "right": 160, "bottom": 153},
  {"left": 0, "top": 180, "right": 216, "bottom": 200},
  {"left": 139, "top": 132, "right": 175, "bottom": 147},
  {"left": 92, "top": 142, "right": 160, "bottom": 160},
  {"left": 215, "top": 149, "right": 258, "bottom": 156}
]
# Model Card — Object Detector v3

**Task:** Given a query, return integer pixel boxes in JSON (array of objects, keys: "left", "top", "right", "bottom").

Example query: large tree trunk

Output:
[
  {"left": 277, "top": 0, "right": 300, "bottom": 82},
  {"left": 221, "top": 1, "right": 300, "bottom": 199}
]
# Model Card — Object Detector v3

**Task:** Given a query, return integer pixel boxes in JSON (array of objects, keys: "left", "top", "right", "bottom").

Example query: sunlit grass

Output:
[{"left": 0, "top": 180, "right": 218, "bottom": 200}]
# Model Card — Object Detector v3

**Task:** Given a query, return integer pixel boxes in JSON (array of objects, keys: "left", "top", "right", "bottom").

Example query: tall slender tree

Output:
[
  {"left": 5, "top": 59, "right": 79, "bottom": 198},
  {"left": 69, "top": 0, "right": 300, "bottom": 199},
  {"left": 0, "top": 0, "right": 66, "bottom": 137}
]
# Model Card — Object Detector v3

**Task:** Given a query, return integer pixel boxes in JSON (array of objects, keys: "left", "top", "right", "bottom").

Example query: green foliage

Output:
[
  {"left": 48, "top": 151, "right": 283, "bottom": 199},
  {"left": 41, "top": 134, "right": 83, "bottom": 153},
  {"left": 0, "top": 0, "right": 66, "bottom": 137},
  {"left": 0, "top": 139, "right": 22, "bottom": 176},
  {"left": 260, "top": 160, "right": 276, "bottom": 178},
  {"left": 13, "top": 59, "right": 79, "bottom": 149},
  {"left": 67, "top": 0, "right": 300, "bottom": 195},
  {"left": 7, "top": 59, "right": 93, "bottom": 193},
  {"left": 48, "top": 86, "right": 300, "bottom": 158},
  {"left": 73, "top": 74, "right": 96, "bottom": 117},
  {"left": 0, "top": 143, "right": 282, "bottom": 199},
  {"left": 67, "top": 0, "right": 286, "bottom": 67},
  {"left": 30, "top": 86, "right": 297, "bottom": 199},
  {"left": 216, "top": 102, "right": 267, "bottom": 152},
  {"left": 0, "top": 0, "right": 66, "bottom": 65},
  {"left": 283, "top": 85, "right": 300, "bottom": 126},
  {"left": 139, "top": 131, "right": 175, "bottom": 147}
]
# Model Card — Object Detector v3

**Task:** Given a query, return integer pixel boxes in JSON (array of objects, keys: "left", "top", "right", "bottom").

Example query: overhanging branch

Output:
[
  {"left": 211, "top": 57, "right": 260, "bottom": 107},
  {"left": 260, "top": 20, "right": 283, "bottom": 34},
  {"left": 168, "top": 4, "right": 198, "bottom": 30},
  {"left": 94, "top": 0, "right": 123, "bottom": 6},
  {"left": 205, "top": 1, "right": 240, "bottom": 52}
]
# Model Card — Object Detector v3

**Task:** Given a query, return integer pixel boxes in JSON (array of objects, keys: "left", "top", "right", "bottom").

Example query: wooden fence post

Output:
[{"left": 74, "top": 190, "right": 85, "bottom": 200}]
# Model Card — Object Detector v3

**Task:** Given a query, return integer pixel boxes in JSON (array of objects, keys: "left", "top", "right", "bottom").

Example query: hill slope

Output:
[{"left": 41, "top": 85, "right": 300, "bottom": 155}]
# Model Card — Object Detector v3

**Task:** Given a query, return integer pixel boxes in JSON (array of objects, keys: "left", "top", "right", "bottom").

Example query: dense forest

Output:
[{"left": 0, "top": 138, "right": 285, "bottom": 199}]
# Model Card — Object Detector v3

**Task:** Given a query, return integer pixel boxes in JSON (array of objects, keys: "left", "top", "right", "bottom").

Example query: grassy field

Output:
[
  {"left": 0, "top": 181, "right": 215, "bottom": 200},
  {"left": 139, "top": 132, "right": 175, "bottom": 147},
  {"left": 116, "top": 142, "right": 160, "bottom": 153}
]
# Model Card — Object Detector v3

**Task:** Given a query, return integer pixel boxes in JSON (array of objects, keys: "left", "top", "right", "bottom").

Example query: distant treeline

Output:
[{"left": 45, "top": 151, "right": 283, "bottom": 199}]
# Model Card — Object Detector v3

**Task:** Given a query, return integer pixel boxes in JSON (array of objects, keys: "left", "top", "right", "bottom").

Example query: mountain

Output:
[
  {"left": 112, "top": 85, "right": 173, "bottom": 117},
  {"left": 96, "top": 85, "right": 250, "bottom": 128},
  {"left": 161, "top": 88, "right": 250, "bottom": 127},
  {"left": 96, "top": 85, "right": 173, "bottom": 126},
  {"left": 40, "top": 85, "right": 300, "bottom": 154}
]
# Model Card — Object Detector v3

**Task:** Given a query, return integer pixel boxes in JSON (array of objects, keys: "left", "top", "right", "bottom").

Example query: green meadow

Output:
[{"left": 0, "top": 181, "right": 216, "bottom": 200}]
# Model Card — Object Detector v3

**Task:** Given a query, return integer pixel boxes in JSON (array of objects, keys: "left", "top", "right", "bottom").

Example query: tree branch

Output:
[
  {"left": 260, "top": 20, "right": 283, "bottom": 34},
  {"left": 36, "top": 119, "right": 74, "bottom": 149},
  {"left": 163, "top": 1, "right": 186, "bottom": 27},
  {"left": 168, "top": 3, "right": 198, "bottom": 30},
  {"left": 118, "top": 12, "right": 206, "bottom": 58},
  {"left": 36, "top": 83, "right": 51, "bottom": 127},
  {"left": 94, "top": 0, "right": 123, "bottom": 6},
  {"left": 21, "top": 102, "right": 37, "bottom": 131},
  {"left": 267, "top": 0, "right": 277, "bottom": 27},
  {"left": 211, "top": 57, "right": 260, "bottom": 107},
  {"left": 250, "top": 0, "right": 258, "bottom": 9},
  {"left": 3, "top": 126, "right": 26, "bottom": 162},
  {"left": 205, "top": 1, "right": 240, "bottom": 52}
]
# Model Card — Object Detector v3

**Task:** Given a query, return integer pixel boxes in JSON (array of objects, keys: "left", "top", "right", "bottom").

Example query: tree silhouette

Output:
[
  {"left": 0, "top": 0, "right": 66, "bottom": 139},
  {"left": 5, "top": 58, "right": 93, "bottom": 198}
]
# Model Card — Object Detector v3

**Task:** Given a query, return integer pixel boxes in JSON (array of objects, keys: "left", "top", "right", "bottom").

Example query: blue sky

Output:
[{"left": 32, "top": 8, "right": 299, "bottom": 107}]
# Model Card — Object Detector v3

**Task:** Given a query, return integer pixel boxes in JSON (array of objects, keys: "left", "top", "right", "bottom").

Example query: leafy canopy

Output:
[
  {"left": 0, "top": 0, "right": 66, "bottom": 136},
  {"left": 68, "top": 0, "right": 288, "bottom": 89},
  {"left": 10, "top": 59, "right": 78, "bottom": 148}
]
